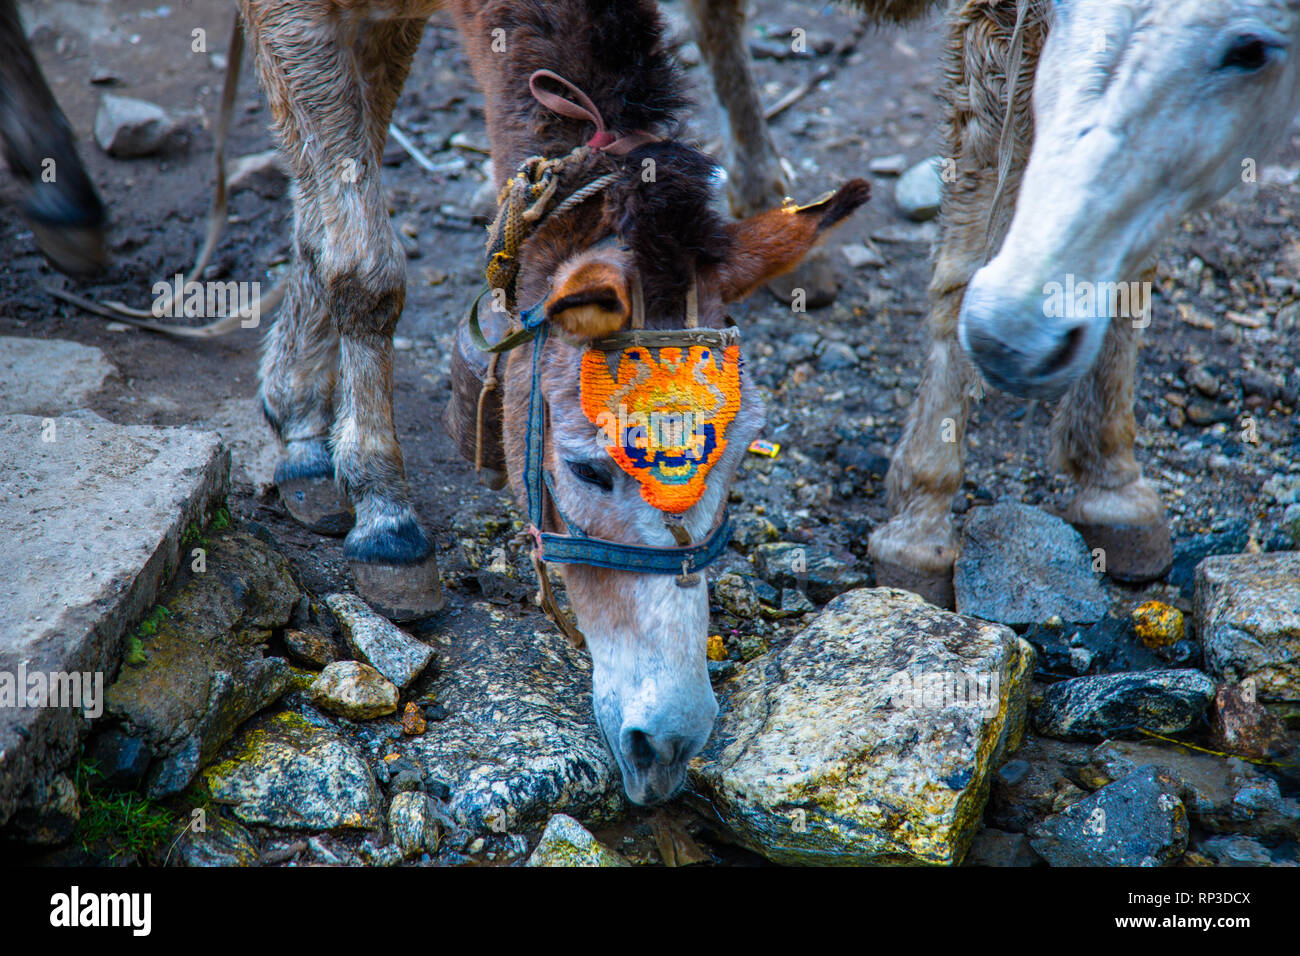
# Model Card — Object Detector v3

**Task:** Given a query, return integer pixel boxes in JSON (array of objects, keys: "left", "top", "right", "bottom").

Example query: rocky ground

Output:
[{"left": 0, "top": 0, "right": 1297, "bottom": 867}]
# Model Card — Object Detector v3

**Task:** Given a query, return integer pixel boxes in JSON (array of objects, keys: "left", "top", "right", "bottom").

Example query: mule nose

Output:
[
  {"left": 618, "top": 726, "right": 697, "bottom": 805},
  {"left": 959, "top": 284, "right": 1087, "bottom": 400}
]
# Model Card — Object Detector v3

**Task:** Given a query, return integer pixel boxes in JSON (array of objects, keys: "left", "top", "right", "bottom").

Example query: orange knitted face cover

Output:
[{"left": 579, "top": 342, "right": 743, "bottom": 513}]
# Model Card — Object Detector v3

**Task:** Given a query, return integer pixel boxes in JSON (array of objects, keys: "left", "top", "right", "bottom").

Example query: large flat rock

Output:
[
  {"left": 403, "top": 604, "right": 624, "bottom": 837},
  {"left": 0, "top": 412, "right": 229, "bottom": 826},
  {"left": 0, "top": 336, "right": 114, "bottom": 415},
  {"left": 691, "top": 587, "right": 1035, "bottom": 865}
]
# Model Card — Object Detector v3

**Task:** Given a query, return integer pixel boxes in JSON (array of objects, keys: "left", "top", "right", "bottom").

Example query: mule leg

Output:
[
  {"left": 868, "top": 0, "right": 1045, "bottom": 608},
  {"left": 685, "top": 0, "right": 838, "bottom": 306},
  {"left": 243, "top": 1, "right": 442, "bottom": 620},
  {"left": 260, "top": 236, "right": 353, "bottom": 536},
  {"left": 0, "top": 0, "right": 105, "bottom": 275},
  {"left": 1051, "top": 276, "right": 1173, "bottom": 582}
]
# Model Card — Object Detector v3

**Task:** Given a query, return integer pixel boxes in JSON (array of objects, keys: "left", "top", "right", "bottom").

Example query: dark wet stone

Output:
[
  {"left": 104, "top": 530, "right": 299, "bottom": 798},
  {"left": 401, "top": 616, "right": 623, "bottom": 837},
  {"left": 86, "top": 727, "right": 151, "bottom": 790},
  {"left": 964, "top": 828, "right": 1042, "bottom": 867},
  {"left": 1167, "top": 519, "right": 1250, "bottom": 597},
  {"left": 986, "top": 737, "right": 1095, "bottom": 833},
  {"left": 1083, "top": 739, "right": 1300, "bottom": 840},
  {"left": 955, "top": 504, "right": 1109, "bottom": 629},
  {"left": 5, "top": 774, "right": 78, "bottom": 846},
  {"left": 753, "top": 541, "right": 867, "bottom": 604},
  {"left": 1034, "top": 669, "right": 1217, "bottom": 740},
  {"left": 1029, "top": 767, "right": 1189, "bottom": 866}
]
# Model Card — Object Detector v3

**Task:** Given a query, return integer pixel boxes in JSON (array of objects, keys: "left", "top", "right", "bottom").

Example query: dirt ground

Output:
[{"left": 4, "top": 0, "right": 1299, "bottom": 863}]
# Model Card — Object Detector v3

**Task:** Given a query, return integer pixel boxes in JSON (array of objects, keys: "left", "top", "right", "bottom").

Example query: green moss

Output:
[{"left": 210, "top": 506, "right": 232, "bottom": 532}]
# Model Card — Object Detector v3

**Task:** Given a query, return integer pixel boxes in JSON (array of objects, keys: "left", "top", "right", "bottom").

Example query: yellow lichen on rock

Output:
[{"left": 1132, "top": 601, "right": 1185, "bottom": 648}]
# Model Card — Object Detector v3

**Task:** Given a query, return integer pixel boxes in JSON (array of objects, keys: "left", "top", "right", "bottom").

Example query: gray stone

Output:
[
  {"left": 283, "top": 627, "right": 340, "bottom": 669},
  {"left": 955, "top": 503, "right": 1110, "bottom": 628},
  {"left": 326, "top": 593, "right": 434, "bottom": 689},
  {"left": 868, "top": 153, "right": 909, "bottom": 176},
  {"left": 0, "top": 412, "right": 228, "bottom": 827},
  {"left": 713, "top": 572, "right": 761, "bottom": 619},
  {"left": 402, "top": 612, "right": 623, "bottom": 837},
  {"left": 0, "top": 337, "right": 114, "bottom": 415},
  {"left": 1085, "top": 740, "right": 1300, "bottom": 839},
  {"left": 693, "top": 588, "right": 1035, "bottom": 865},
  {"left": 840, "top": 242, "right": 885, "bottom": 269},
  {"left": 818, "top": 341, "right": 860, "bottom": 371},
  {"left": 1029, "top": 767, "right": 1189, "bottom": 866},
  {"left": 895, "top": 155, "right": 945, "bottom": 222},
  {"left": 729, "top": 514, "right": 779, "bottom": 552},
  {"left": 752, "top": 541, "right": 867, "bottom": 604},
  {"left": 1195, "top": 552, "right": 1300, "bottom": 701},
  {"left": 104, "top": 529, "right": 299, "bottom": 798},
  {"left": 204, "top": 711, "right": 382, "bottom": 830},
  {"left": 1195, "top": 835, "right": 1289, "bottom": 867},
  {"left": 177, "top": 814, "right": 260, "bottom": 867},
  {"left": 309, "top": 661, "right": 399, "bottom": 720},
  {"left": 94, "top": 93, "right": 176, "bottom": 157},
  {"left": 1034, "top": 669, "right": 1217, "bottom": 740},
  {"left": 389, "top": 791, "right": 441, "bottom": 858},
  {"left": 225, "top": 149, "right": 290, "bottom": 200},
  {"left": 1281, "top": 503, "right": 1300, "bottom": 548},
  {"left": 964, "top": 828, "right": 1041, "bottom": 867},
  {"left": 526, "top": 813, "right": 628, "bottom": 867}
]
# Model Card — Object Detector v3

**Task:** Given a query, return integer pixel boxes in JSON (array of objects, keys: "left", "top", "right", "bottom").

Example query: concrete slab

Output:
[
  {"left": 0, "top": 336, "right": 115, "bottom": 415},
  {"left": 0, "top": 411, "right": 229, "bottom": 825}
]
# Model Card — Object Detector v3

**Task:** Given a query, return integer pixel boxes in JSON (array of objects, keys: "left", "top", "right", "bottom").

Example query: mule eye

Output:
[
  {"left": 567, "top": 459, "right": 614, "bottom": 492},
  {"left": 1219, "top": 34, "right": 1283, "bottom": 72}
]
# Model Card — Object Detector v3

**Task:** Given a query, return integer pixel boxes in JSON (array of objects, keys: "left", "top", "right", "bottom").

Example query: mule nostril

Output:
[
  {"left": 626, "top": 729, "right": 657, "bottom": 773},
  {"left": 1035, "top": 325, "right": 1086, "bottom": 379}
]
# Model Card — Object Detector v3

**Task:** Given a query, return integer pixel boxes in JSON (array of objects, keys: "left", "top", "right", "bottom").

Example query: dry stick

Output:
[
  {"left": 704, "top": 21, "right": 868, "bottom": 157},
  {"left": 387, "top": 121, "right": 468, "bottom": 175}
]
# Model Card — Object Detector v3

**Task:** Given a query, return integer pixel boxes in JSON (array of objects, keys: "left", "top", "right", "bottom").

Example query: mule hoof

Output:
[
  {"left": 277, "top": 475, "right": 355, "bottom": 536},
  {"left": 1070, "top": 516, "right": 1173, "bottom": 584},
  {"left": 765, "top": 248, "right": 838, "bottom": 309},
  {"left": 29, "top": 221, "right": 107, "bottom": 277},
  {"left": 350, "top": 552, "right": 444, "bottom": 622},
  {"left": 868, "top": 522, "right": 957, "bottom": 610},
  {"left": 873, "top": 556, "right": 956, "bottom": 610}
]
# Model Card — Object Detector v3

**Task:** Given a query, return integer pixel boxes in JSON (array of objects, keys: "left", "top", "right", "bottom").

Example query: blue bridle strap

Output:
[{"left": 523, "top": 320, "right": 732, "bottom": 574}]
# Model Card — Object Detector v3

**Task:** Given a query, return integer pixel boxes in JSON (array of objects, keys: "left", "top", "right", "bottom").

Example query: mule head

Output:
[
  {"left": 507, "top": 173, "right": 868, "bottom": 805},
  {"left": 960, "top": 0, "right": 1300, "bottom": 398}
]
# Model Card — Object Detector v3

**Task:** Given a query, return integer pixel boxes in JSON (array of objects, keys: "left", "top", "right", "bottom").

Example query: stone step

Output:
[{"left": 0, "top": 411, "right": 229, "bottom": 826}]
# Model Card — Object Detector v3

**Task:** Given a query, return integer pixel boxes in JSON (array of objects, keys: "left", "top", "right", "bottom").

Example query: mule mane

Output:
[{"left": 492, "top": 0, "right": 733, "bottom": 319}]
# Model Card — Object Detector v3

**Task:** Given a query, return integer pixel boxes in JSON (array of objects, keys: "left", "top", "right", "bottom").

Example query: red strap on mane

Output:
[{"left": 528, "top": 70, "right": 658, "bottom": 157}]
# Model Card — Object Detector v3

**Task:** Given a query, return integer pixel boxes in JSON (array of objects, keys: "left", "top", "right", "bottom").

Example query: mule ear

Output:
[
  {"left": 712, "top": 179, "right": 871, "bottom": 303},
  {"left": 545, "top": 258, "right": 631, "bottom": 339}
]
